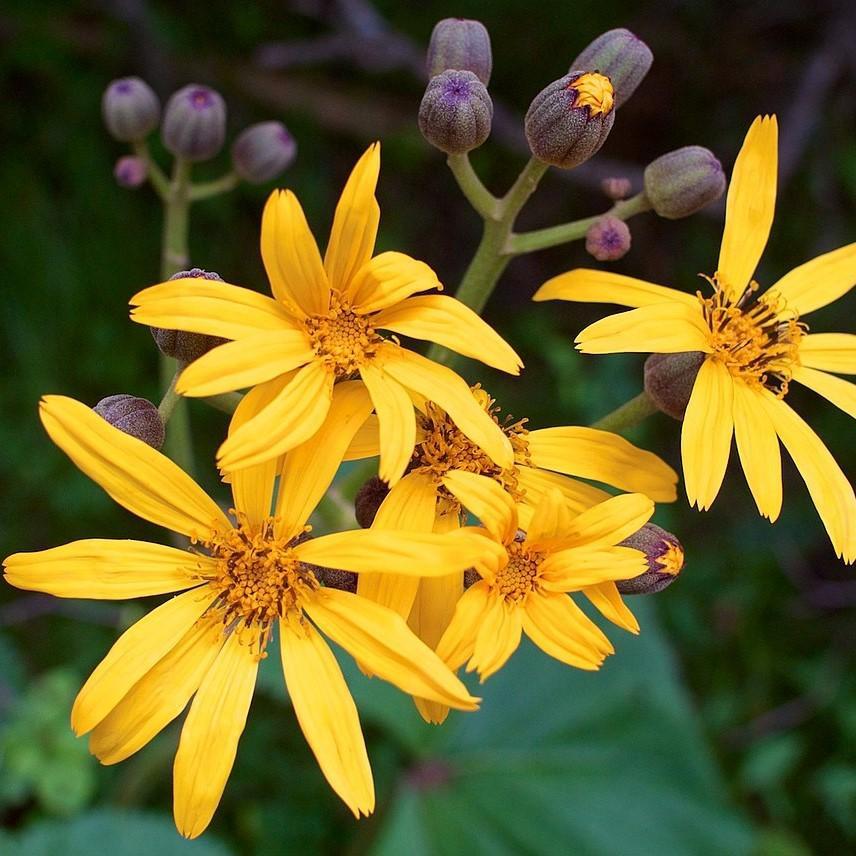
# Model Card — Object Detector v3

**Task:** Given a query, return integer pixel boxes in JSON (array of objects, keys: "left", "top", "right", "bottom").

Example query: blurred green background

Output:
[{"left": 2, "top": 0, "right": 855, "bottom": 853}]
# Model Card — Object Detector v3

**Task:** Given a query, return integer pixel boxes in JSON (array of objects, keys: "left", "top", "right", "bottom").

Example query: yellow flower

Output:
[
  {"left": 3, "top": 395, "right": 504, "bottom": 838},
  {"left": 534, "top": 115, "right": 856, "bottom": 562},
  {"left": 130, "top": 144, "right": 522, "bottom": 479}
]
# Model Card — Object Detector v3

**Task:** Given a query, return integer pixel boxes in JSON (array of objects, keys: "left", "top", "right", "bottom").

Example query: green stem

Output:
[
  {"left": 132, "top": 140, "right": 169, "bottom": 200},
  {"left": 157, "top": 368, "right": 182, "bottom": 422},
  {"left": 203, "top": 391, "right": 243, "bottom": 414},
  {"left": 446, "top": 153, "right": 500, "bottom": 220},
  {"left": 189, "top": 172, "right": 240, "bottom": 201},
  {"left": 590, "top": 390, "right": 659, "bottom": 433}
]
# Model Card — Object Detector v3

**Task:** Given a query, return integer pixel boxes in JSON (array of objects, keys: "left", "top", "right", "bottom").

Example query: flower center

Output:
[
  {"left": 304, "top": 292, "right": 381, "bottom": 378},
  {"left": 699, "top": 275, "right": 805, "bottom": 395},
  {"left": 569, "top": 72, "right": 614, "bottom": 116},
  {"left": 495, "top": 541, "right": 542, "bottom": 603}
]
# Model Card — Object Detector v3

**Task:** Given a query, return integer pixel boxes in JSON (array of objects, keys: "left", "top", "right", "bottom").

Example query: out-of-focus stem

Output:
[{"left": 590, "top": 390, "right": 659, "bottom": 433}]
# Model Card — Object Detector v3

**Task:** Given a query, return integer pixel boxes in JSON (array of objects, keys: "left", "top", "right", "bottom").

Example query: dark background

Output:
[{"left": 1, "top": 0, "right": 855, "bottom": 853}]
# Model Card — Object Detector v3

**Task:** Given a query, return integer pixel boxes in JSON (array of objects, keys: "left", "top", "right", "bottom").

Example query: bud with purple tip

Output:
[
  {"left": 601, "top": 176, "right": 632, "bottom": 200},
  {"left": 113, "top": 156, "right": 148, "bottom": 189},
  {"left": 93, "top": 395, "right": 165, "bottom": 449},
  {"left": 643, "top": 146, "right": 726, "bottom": 219},
  {"left": 570, "top": 29, "right": 653, "bottom": 109},
  {"left": 231, "top": 121, "right": 297, "bottom": 184},
  {"left": 161, "top": 84, "right": 227, "bottom": 162},
  {"left": 643, "top": 352, "right": 706, "bottom": 420},
  {"left": 419, "top": 70, "right": 493, "bottom": 155},
  {"left": 617, "top": 523, "right": 684, "bottom": 594},
  {"left": 426, "top": 18, "right": 492, "bottom": 85},
  {"left": 102, "top": 77, "right": 160, "bottom": 142},
  {"left": 585, "top": 215, "right": 631, "bottom": 261}
]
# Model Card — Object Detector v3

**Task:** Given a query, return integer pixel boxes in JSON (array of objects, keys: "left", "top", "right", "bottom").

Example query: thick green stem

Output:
[
  {"left": 446, "top": 153, "right": 500, "bottom": 220},
  {"left": 590, "top": 390, "right": 659, "bottom": 433}
]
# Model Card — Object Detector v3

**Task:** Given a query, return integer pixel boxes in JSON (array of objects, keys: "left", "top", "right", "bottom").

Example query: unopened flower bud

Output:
[
  {"left": 643, "top": 352, "right": 706, "bottom": 420},
  {"left": 102, "top": 77, "right": 160, "bottom": 142},
  {"left": 570, "top": 29, "right": 653, "bottom": 109},
  {"left": 355, "top": 477, "right": 390, "bottom": 528},
  {"left": 427, "top": 18, "right": 492, "bottom": 85},
  {"left": 617, "top": 523, "right": 684, "bottom": 594},
  {"left": 585, "top": 215, "right": 631, "bottom": 261},
  {"left": 419, "top": 71, "right": 493, "bottom": 155},
  {"left": 601, "top": 176, "right": 632, "bottom": 200},
  {"left": 113, "top": 155, "right": 148, "bottom": 188},
  {"left": 231, "top": 121, "right": 297, "bottom": 184},
  {"left": 525, "top": 72, "right": 615, "bottom": 169},
  {"left": 161, "top": 84, "right": 226, "bottom": 162},
  {"left": 317, "top": 567, "right": 358, "bottom": 593},
  {"left": 644, "top": 146, "right": 726, "bottom": 219},
  {"left": 151, "top": 269, "right": 227, "bottom": 362},
  {"left": 93, "top": 395, "right": 164, "bottom": 449}
]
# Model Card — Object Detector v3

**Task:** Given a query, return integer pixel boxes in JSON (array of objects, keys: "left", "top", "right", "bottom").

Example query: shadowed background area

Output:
[{"left": 1, "top": 0, "right": 855, "bottom": 853}]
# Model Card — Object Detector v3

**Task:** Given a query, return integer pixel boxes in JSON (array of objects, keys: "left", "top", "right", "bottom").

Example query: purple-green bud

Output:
[
  {"left": 419, "top": 70, "right": 492, "bottom": 155},
  {"left": 113, "top": 155, "right": 148, "bottom": 189},
  {"left": 151, "top": 269, "right": 227, "bottom": 362},
  {"left": 161, "top": 84, "right": 226, "bottom": 162},
  {"left": 617, "top": 523, "right": 684, "bottom": 594},
  {"left": 102, "top": 77, "right": 160, "bottom": 142},
  {"left": 355, "top": 477, "right": 390, "bottom": 528},
  {"left": 524, "top": 72, "right": 615, "bottom": 169},
  {"left": 570, "top": 29, "right": 653, "bottom": 109},
  {"left": 643, "top": 146, "right": 726, "bottom": 219},
  {"left": 93, "top": 395, "right": 164, "bottom": 449},
  {"left": 426, "top": 18, "right": 492, "bottom": 85},
  {"left": 231, "top": 121, "right": 297, "bottom": 184},
  {"left": 601, "top": 176, "right": 632, "bottom": 200},
  {"left": 644, "top": 352, "right": 706, "bottom": 420},
  {"left": 585, "top": 215, "right": 631, "bottom": 261}
]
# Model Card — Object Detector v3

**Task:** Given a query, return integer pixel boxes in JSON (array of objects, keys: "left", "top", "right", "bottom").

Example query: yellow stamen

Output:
[
  {"left": 494, "top": 541, "right": 542, "bottom": 603},
  {"left": 304, "top": 291, "right": 381, "bottom": 378},
  {"left": 569, "top": 72, "right": 614, "bottom": 117}
]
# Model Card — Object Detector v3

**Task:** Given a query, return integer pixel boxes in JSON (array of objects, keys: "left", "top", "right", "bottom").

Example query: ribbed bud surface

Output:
[
  {"left": 93, "top": 395, "right": 165, "bottom": 449},
  {"left": 102, "top": 77, "right": 160, "bottom": 142},
  {"left": 570, "top": 29, "right": 653, "bottom": 109},
  {"left": 161, "top": 84, "right": 226, "bottom": 162},
  {"left": 231, "top": 121, "right": 297, "bottom": 183},
  {"left": 427, "top": 18, "right": 492, "bottom": 85},
  {"left": 419, "top": 70, "right": 493, "bottom": 155},
  {"left": 644, "top": 146, "right": 726, "bottom": 219}
]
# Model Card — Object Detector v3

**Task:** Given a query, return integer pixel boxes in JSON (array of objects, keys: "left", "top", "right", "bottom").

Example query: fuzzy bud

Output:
[
  {"left": 644, "top": 146, "right": 726, "bottom": 219},
  {"left": 644, "top": 352, "right": 706, "bottom": 420},
  {"left": 570, "top": 29, "right": 653, "bottom": 109},
  {"left": 601, "top": 176, "right": 632, "bottom": 200},
  {"left": 231, "top": 121, "right": 297, "bottom": 184},
  {"left": 161, "top": 84, "right": 226, "bottom": 162},
  {"left": 585, "top": 215, "right": 631, "bottom": 261},
  {"left": 102, "top": 77, "right": 160, "bottom": 142},
  {"left": 93, "top": 395, "right": 164, "bottom": 449},
  {"left": 316, "top": 567, "right": 358, "bottom": 593},
  {"left": 151, "top": 269, "right": 227, "bottom": 362},
  {"left": 617, "top": 523, "right": 684, "bottom": 594},
  {"left": 426, "top": 18, "right": 492, "bottom": 85},
  {"left": 524, "top": 72, "right": 615, "bottom": 169},
  {"left": 113, "top": 155, "right": 148, "bottom": 189},
  {"left": 355, "top": 477, "right": 390, "bottom": 528},
  {"left": 419, "top": 70, "right": 493, "bottom": 155}
]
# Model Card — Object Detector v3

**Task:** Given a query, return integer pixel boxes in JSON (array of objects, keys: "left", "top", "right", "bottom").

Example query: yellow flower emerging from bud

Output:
[{"left": 569, "top": 72, "right": 614, "bottom": 116}]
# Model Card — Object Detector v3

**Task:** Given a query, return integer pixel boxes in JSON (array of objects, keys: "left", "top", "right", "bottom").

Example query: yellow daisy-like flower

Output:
[
  {"left": 130, "top": 144, "right": 522, "bottom": 479},
  {"left": 534, "top": 115, "right": 856, "bottom": 562},
  {"left": 3, "top": 395, "right": 503, "bottom": 838}
]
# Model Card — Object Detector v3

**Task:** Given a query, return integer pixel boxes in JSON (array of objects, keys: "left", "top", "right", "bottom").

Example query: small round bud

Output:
[
  {"left": 570, "top": 29, "right": 653, "bottom": 109},
  {"left": 601, "top": 176, "right": 632, "bottom": 200},
  {"left": 161, "top": 84, "right": 226, "bottom": 162},
  {"left": 426, "top": 18, "right": 492, "bottom": 85},
  {"left": 617, "top": 523, "right": 684, "bottom": 594},
  {"left": 585, "top": 215, "right": 631, "bottom": 261},
  {"left": 102, "top": 77, "right": 160, "bottom": 142},
  {"left": 419, "top": 71, "right": 493, "bottom": 155},
  {"left": 524, "top": 72, "right": 615, "bottom": 169},
  {"left": 643, "top": 146, "right": 726, "bottom": 219},
  {"left": 93, "top": 395, "right": 165, "bottom": 449},
  {"left": 355, "top": 477, "right": 390, "bottom": 528},
  {"left": 644, "top": 352, "right": 706, "bottom": 420},
  {"left": 231, "top": 121, "right": 297, "bottom": 184},
  {"left": 113, "top": 155, "right": 148, "bottom": 189},
  {"left": 151, "top": 269, "right": 227, "bottom": 362}
]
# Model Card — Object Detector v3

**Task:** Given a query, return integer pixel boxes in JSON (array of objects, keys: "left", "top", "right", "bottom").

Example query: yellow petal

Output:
[
  {"left": 521, "top": 488, "right": 576, "bottom": 551},
  {"left": 681, "top": 358, "right": 734, "bottom": 510},
  {"left": 217, "top": 361, "right": 333, "bottom": 472},
  {"left": 326, "top": 144, "right": 380, "bottom": 295},
  {"left": 175, "top": 331, "right": 313, "bottom": 398},
  {"left": 381, "top": 347, "right": 514, "bottom": 468},
  {"left": 521, "top": 591, "right": 612, "bottom": 668},
  {"left": 276, "top": 380, "right": 374, "bottom": 542},
  {"left": 516, "top": 466, "right": 611, "bottom": 514},
  {"left": 130, "top": 278, "right": 299, "bottom": 339},
  {"left": 533, "top": 269, "right": 697, "bottom": 308},
  {"left": 435, "top": 581, "right": 491, "bottom": 671},
  {"left": 544, "top": 492, "right": 654, "bottom": 550},
  {"left": 279, "top": 619, "right": 374, "bottom": 816},
  {"left": 798, "top": 333, "right": 856, "bottom": 375},
  {"left": 304, "top": 588, "right": 480, "bottom": 709},
  {"left": 349, "top": 252, "right": 441, "bottom": 314},
  {"left": 717, "top": 115, "right": 778, "bottom": 301},
  {"left": 732, "top": 381, "right": 782, "bottom": 520},
  {"left": 173, "top": 630, "right": 259, "bottom": 839},
  {"left": 72, "top": 588, "right": 214, "bottom": 736},
  {"left": 760, "top": 393, "right": 856, "bottom": 562},
  {"left": 342, "top": 414, "right": 381, "bottom": 461},
  {"left": 792, "top": 366, "right": 856, "bottom": 420},
  {"left": 359, "top": 364, "right": 416, "bottom": 485},
  {"left": 468, "top": 597, "right": 522, "bottom": 681},
  {"left": 40, "top": 396, "right": 229, "bottom": 539},
  {"left": 584, "top": 582, "right": 639, "bottom": 634},
  {"left": 261, "top": 189, "right": 330, "bottom": 316},
  {"left": 3, "top": 539, "right": 210, "bottom": 600},
  {"left": 539, "top": 545, "right": 648, "bottom": 589},
  {"left": 373, "top": 295, "right": 523, "bottom": 375},
  {"left": 768, "top": 243, "right": 856, "bottom": 318},
  {"left": 89, "top": 616, "right": 225, "bottom": 765},
  {"left": 576, "top": 303, "right": 712, "bottom": 355},
  {"left": 441, "top": 470, "right": 517, "bottom": 544},
  {"left": 526, "top": 427, "right": 678, "bottom": 502}
]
